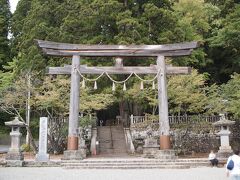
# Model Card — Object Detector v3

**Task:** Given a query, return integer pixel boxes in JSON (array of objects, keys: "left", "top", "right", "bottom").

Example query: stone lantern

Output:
[
  {"left": 5, "top": 117, "right": 25, "bottom": 166},
  {"left": 213, "top": 114, "right": 235, "bottom": 158}
]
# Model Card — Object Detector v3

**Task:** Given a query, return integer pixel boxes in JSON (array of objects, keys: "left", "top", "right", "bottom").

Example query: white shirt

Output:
[
  {"left": 208, "top": 152, "right": 216, "bottom": 160},
  {"left": 226, "top": 154, "right": 240, "bottom": 176}
]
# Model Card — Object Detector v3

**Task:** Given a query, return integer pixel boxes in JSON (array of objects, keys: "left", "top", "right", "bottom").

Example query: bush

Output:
[
  {"left": 79, "top": 114, "right": 96, "bottom": 127},
  {"left": 21, "top": 143, "right": 33, "bottom": 152}
]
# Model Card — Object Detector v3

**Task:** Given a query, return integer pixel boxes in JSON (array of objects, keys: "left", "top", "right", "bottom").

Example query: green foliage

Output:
[
  {"left": 0, "top": 0, "right": 238, "bottom": 122},
  {"left": 209, "top": 5, "right": 240, "bottom": 63},
  {"left": 0, "top": 0, "right": 11, "bottom": 68},
  {"left": 0, "top": 75, "right": 29, "bottom": 118},
  {"left": 79, "top": 114, "right": 96, "bottom": 128},
  {"left": 168, "top": 69, "right": 207, "bottom": 114},
  {"left": 221, "top": 73, "right": 240, "bottom": 119},
  {"left": 173, "top": 0, "right": 210, "bottom": 41},
  {"left": 205, "top": 2, "right": 240, "bottom": 83},
  {"left": 21, "top": 143, "right": 33, "bottom": 152},
  {"left": 125, "top": 79, "right": 158, "bottom": 114},
  {"left": 203, "top": 84, "right": 224, "bottom": 114},
  {"left": 171, "top": 0, "right": 218, "bottom": 69},
  {"left": 34, "top": 76, "right": 70, "bottom": 116},
  {"left": 80, "top": 87, "right": 115, "bottom": 113}
]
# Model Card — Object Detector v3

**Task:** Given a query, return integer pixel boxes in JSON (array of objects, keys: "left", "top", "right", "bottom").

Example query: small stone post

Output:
[
  {"left": 36, "top": 117, "right": 49, "bottom": 162},
  {"left": 130, "top": 114, "right": 134, "bottom": 125},
  {"left": 213, "top": 114, "right": 235, "bottom": 158},
  {"left": 5, "top": 117, "right": 25, "bottom": 166}
]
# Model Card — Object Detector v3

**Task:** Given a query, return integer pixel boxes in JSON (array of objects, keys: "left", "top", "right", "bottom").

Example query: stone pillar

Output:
[
  {"left": 157, "top": 56, "right": 171, "bottom": 150},
  {"left": 63, "top": 55, "right": 86, "bottom": 160},
  {"left": 5, "top": 117, "right": 25, "bottom": 166},
  {"left": 36, "top": 117, "right": 49, "bottom": 162},
  {"left": 130, "top": 114, "right": 134, "bottom": 125}
]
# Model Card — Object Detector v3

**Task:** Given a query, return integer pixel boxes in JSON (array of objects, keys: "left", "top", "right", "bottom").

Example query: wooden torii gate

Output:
[{"left": 36, "top": 40, "right": 198, "bottom": 159}]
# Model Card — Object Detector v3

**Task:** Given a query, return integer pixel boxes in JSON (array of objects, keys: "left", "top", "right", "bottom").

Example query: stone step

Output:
[
  {"left": 61, "top": 160, "right": 210, "bottom": 169},
  {"left": 61, "top": 162, "right": 209, "bottom": 166},
  {"left": 99, "top": 150, "right": 114, "bottom": 154},
  {"left": 63, "top": 165, "right": 190, "bottom": 169},
  {"left": 111, "top": 138, "right": 125, "bottom": 141},
  {"left": 99, "top": 142, "right": 112, "bottom": 145},
  {"left": 61, "top": 158, "right": 209, "bottom": 163},
  {"left": 111, "top": 131, "right": 124, "bottom": 134},
  {"left": 61, "top": 159, "right": 209, "bottom": 163},
  {"left": 99, "top": 149, "right": 127, "bottom": 153},
  {"left": 112, "top": 150, "right": 128, "bottom": 154},
  {"left": 62, "top": 157, "right": 208, "bottom": 163},
  {"left": 98, "top": 135, "right": 111, "bottom": 138},
  {"left": 97, "top": 125, "right": 128, "bottom": 156},
  {"left": 99, "top": 145, "right": 113, "bottom": 148}
]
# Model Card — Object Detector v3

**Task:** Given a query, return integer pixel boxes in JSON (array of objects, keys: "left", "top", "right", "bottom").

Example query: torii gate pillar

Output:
[
  {"left": 68, "top": 55, "right": 80, "bottom": 150},
  {"left": 63, "top": 55, "right": 86, "bottom": 160},
  {"left": 157, "top": 56, "right": 171, "bottom": 149}
]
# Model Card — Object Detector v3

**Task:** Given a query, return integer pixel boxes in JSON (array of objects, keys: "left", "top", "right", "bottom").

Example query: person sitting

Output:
[{"left": 208, "top": 150, "right": 219, "bottom": 167}]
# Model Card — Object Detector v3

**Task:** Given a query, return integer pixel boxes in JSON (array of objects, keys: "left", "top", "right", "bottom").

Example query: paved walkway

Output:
[{"left": 0, "top": 167, "right": 228, "bottom": 180}]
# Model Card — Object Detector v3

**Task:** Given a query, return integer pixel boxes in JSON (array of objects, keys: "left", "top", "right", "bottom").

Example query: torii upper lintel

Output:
[{"left": 36, "top": 39, "right": 199, "bottom": 57}]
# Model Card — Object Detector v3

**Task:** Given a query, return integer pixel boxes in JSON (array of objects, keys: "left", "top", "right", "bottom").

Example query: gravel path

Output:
[{"left": 0, "top": 167, "right": 228, "bottom": 180}]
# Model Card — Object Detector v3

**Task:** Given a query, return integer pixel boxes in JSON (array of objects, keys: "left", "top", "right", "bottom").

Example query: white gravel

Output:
[{"left": 0, "top": 167, "right": 228, "bottom": 180}]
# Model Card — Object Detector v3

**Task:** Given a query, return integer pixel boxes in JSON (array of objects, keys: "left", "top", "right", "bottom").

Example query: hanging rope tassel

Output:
[
  {"left": 140, "top": 81, "right": 144, "bottom": 90},
  {"left": 82, "top": 79, "right": 86, "bottom": 88},
  {"left": 94, "top": 81, "right": 97, "bottom": 89},
  {"left": 123, "top": 82, "right": 126, "bottom": 91},
  {"left": 112, "top": 82, "right": 116, "bottom": 91},
  {"left": 152, "top": 81, "right": 156, "bottom": 90}
]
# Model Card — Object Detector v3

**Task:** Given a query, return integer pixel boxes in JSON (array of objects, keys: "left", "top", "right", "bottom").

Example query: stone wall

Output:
[
  {"left": 230, "top": 121, "right": 240, "bottom": 150},
  {"left": 171, "top": 129, "right": 219, "bottom": 154},
  {"left": 130, "top": 121, "right": 239, "bottom": 155}
]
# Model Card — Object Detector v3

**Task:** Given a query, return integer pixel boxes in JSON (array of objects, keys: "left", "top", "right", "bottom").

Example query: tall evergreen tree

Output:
[
  {"left": 207, "top": 4, "right": 240, "bottom": 83},
  {"left": 0, "top": 0, "right": 11, "bottom": 69},
  {"left": 10, "top": 0, "right": 32, "bottom": 57}
]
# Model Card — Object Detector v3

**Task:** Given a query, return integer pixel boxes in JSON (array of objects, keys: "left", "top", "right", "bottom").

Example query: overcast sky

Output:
[{"left": 9, "top": 0, "right": 19, "bottom": 13}]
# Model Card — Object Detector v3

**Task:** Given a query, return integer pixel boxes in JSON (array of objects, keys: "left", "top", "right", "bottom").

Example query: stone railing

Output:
[
  {"left": 130, "top": 115, "right": 151, "bottom": 124},
  {"left": 168, "top": 115, "right": 221, "bottom": 124},
  {"left": 130, "top": 114, "right": 223, "bottom": 125}
]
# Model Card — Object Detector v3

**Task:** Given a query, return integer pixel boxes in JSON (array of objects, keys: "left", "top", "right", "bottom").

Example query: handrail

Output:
[
  {"left": 90, "top": 128, "right": 97, "bottom": 155},
  {"left": 123, "top": 128, "right": 135, "bottom": 154}
]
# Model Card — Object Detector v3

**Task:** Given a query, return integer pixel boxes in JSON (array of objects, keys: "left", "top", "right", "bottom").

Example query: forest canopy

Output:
[{"left": 0, "top": 0, "right": 239, "bottom": 128}]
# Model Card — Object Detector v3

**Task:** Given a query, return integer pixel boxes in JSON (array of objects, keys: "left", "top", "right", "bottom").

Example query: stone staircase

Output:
[
  {"left": 61, "top": 125, "right": 215, "bottom": 169},
  {"left": 61, "top": 158, "right": 211, "bottom": 169},
  {"left": 97, "top": 126, "right": 128, "bottom": 156}
]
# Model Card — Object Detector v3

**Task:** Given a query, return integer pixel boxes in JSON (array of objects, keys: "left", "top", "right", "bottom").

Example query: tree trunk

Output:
[
  {"left": 25, "top": 126, "right": 37, "bottom": 153},
  {"left": 119, "top": 99, "right": 124, "bottom": 118}
]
